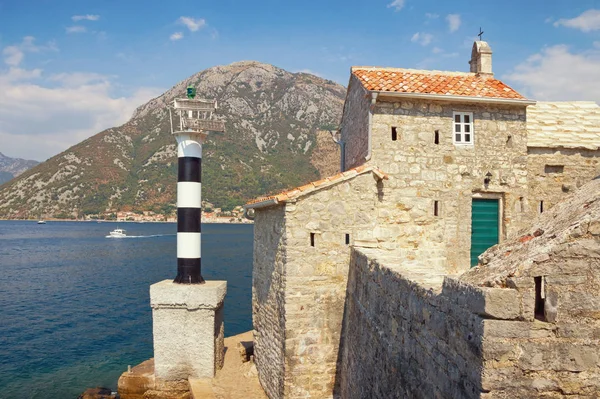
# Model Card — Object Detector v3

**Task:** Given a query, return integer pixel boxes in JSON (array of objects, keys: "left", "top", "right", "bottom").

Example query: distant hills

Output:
[
  {"left": 0, "top": 61, "right": 344, "bottom": 219},
  {"left": 0, "top": 153, "right": 39, "bottom": 185}
]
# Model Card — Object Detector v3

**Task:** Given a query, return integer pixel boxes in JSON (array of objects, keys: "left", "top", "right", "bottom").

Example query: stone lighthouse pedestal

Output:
[{"left": 150, "top": 280, "right": 227, "bottom": 388}]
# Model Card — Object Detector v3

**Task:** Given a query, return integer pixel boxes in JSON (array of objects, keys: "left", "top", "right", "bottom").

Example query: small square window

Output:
[{"left": 453, "top": 112, "right": 474, "bottom": 145}]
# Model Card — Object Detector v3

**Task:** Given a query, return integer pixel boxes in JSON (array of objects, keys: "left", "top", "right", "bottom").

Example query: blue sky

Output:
[{"left": 1, "top": 0, "right": 599, "bottom": 161}]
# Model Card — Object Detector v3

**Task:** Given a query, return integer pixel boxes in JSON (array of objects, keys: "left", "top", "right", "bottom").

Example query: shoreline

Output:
[{"left": 0, "top": 218, "right": 253, "bottom": 224}]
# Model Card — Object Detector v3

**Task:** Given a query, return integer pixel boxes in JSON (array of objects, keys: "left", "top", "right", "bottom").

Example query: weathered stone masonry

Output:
[
  {"left": 525, "top": 101, "right": 600, "bottom": 223},
  {"left": 527, "top": 148, "right": 600, "bottom": 219},
  {"left": 253, "top": 205, "right": 287, "bottom": 399},
  {"left": 340, "top": 196, "right": 600, "bottom": 398},
  {"left": 250, "top": 169, "right": 388, "bottom": 398},
  {"left": 247, "top": 41, "right": 600, "bottom": 398},
  {"left": 341, "top": 74, "right": 370, "bottom": 171},
  {"left": 367, "top": 98, "right": 530, "bottom": 272}
]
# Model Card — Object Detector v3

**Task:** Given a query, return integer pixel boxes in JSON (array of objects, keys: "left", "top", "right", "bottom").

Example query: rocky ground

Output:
[{"left": 115, "top": 330, "right": 267, "bottom": 399}]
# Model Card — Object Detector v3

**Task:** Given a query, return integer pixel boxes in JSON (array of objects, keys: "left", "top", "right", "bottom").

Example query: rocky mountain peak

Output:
[
  {"left": 0, "top": 152, "right": 39, "bottom": 185},
  {"left": 0, "top": 62, "right": 345, "bottom": 219}
]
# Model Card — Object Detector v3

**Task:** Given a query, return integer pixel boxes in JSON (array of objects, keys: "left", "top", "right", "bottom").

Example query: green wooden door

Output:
[{"left": 470, "top": 198, "right": 499, "bottom": 267}]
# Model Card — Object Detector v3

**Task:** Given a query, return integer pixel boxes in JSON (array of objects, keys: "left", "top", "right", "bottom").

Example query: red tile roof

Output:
[
  {"left": 352, "top": 67, "right": 526, "bottom": 100},
  {"left": 245, "top": 165, "right": 388, "bottom": 209}
]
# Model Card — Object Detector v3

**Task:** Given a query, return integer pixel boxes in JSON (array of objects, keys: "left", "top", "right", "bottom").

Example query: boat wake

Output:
[{"left": 105, "top": 234, "right": 175, "bottom": 239}]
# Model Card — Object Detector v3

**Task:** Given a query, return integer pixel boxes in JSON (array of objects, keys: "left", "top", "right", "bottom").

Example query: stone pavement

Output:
[{"left": 197, "top": 330, "right": 267, "bottom": 399}]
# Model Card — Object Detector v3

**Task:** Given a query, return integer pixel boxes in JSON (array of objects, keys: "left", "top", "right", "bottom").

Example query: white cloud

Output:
[
  {"left": 66, "top": 26, "right": 87, "bottom": 34},
  {"left": 72, "top": 15, "right": 100, "bottom": 21},
  {"left": 387, "top": 0, "right": 405, "bottom": 12},
  {"left": 48, "top": 72, "right": 111, "bottom": 87},
  {"left": 0, "top": 67, "right": 43, "bottom": 82},
  {"left": 0, "top": 37, "right": 164, "bottom": 161},
  {"left": 2, "top": 36, "right": 57, "bottom": 67},
  {"left": 170, "top": 32, "right": 184, "bottom": 41},
  {"left": 505, "top": 44, "right": 600, "bottom": 103},
  {"left": 446, "top": 14, "right": 461, "bottom": 32},
  {"left": 3, "top": 46, "right": 24, "bottom": 66},
  {"left": 554, "top": 9, "right": 600, "bottom": 32},
  {"left": 411, "top": 32, "right": 433, "bottom": 46},
  {"left": 0, "top": 68, "right": 162, "bottom": 161},
  {"left": 178, "top": 17, "right": 206, "bottom": 32},
  {"left": 425, "top": 13, "right": 439, "bottom": 19},
  {"left": 429, "top": 47, "right": 458, "bottom": 58}
]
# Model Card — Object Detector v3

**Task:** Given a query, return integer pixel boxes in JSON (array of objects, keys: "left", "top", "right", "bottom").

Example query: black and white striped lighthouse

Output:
[{"left": 170, "top": 87, "right": 225, "bottom": 284}]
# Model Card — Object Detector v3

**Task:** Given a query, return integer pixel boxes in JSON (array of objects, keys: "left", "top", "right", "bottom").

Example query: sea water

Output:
[{"left": 0, "top": 220, "right": 254, "bottom": 399}]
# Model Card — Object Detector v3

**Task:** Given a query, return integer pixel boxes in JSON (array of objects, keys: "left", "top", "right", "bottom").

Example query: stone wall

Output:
[
  {"left": 253, "top": 170, "right": 410, "bottom": 398},
  {"left": 526, "top": 147, "right": 600, "bottom": 221},
  {"left": 340, "top": 75, "right": 370, "bottom": 170},
  {"left": 367, "top": 98, "right": 530, "bottom": 272},
  {"left": 281, "top": 172, "right": 380, "bottom": 398},
  {"left": 339, "top": 247, "right": 600, "bottom": 398},
  {"left": 253, "top": 206, "right": 287, "bottom": 399},
  {"left": 338, "top": 249, "right": 485, "bottom": 399}
]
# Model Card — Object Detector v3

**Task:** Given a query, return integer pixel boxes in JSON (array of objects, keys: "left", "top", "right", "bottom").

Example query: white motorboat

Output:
[
  {"left": 108, "top": 228, "right": 126, "bottom": 238},
  {"left": 37, "top": 220, "right": 46, "bottom": 224}
]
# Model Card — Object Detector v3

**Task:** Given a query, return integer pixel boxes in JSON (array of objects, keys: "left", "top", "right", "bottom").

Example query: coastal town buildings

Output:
[{"left": 245, "top": 41, "right": 600, "bottom": 398}]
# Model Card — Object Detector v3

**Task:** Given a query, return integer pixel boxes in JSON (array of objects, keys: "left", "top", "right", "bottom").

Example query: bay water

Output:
[{"left": 0, "top": 220, "right": 254, "bottom": 399}]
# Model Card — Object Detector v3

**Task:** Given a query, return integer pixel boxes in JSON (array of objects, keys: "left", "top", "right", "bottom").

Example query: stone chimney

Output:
[{"left": 469, "top": 41, "right": 493, "bottom": 76}]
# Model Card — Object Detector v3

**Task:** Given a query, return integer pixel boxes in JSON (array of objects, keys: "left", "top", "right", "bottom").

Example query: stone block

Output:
[
  {"left": 519, "top": 288, "right": 536, "bottom": 321},
  {"left": 518, "top": 342, "right": 600, "bottom": 372},
  {"left": 442, "top": 278, "right": 521, "bottom": 320},
  {"left": 544, "top": 274, "right": 587, "bottom": 285},
  {"left": 151, "top": 280, "right": 226, "bottom": 311},
  {"left": 482, "top": 319, "right": 556, "bottom": 339},
  {"left": 117, "top": 358, "right": 155, "bottom": 399},
  {"left": 556, "top": 291, "right": 600, "bottom": 320},
  {"left": 556, "top": 323, "right": 600, "bottom": 339},
  {"left": 151, "top": 280, "right": 227, "bottom": 381},
  {"left": 481, "top": 339, "right": 520, "bottom": 364}
]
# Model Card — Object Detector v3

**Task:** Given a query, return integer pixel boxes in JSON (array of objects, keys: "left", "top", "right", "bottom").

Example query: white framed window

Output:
[{"left": 453, "top": 112, "right": 474, "bottom": 145}]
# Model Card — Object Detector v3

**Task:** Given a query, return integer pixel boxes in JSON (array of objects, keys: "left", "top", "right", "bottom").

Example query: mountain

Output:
[
  {"left": 0, "top": 153, "right": 39, "bottom": 185},
  {"left": 0, "top": 61, "right": 345, "bottom": 219}
]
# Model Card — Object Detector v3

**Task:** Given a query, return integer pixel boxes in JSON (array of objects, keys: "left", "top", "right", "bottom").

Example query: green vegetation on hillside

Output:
[{"left": 0, "top": 61, "right": 345, "bottom": 219}]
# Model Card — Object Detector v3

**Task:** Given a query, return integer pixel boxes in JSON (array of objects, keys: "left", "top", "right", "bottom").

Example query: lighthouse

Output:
[
  {"left": 148, "top": 85, "right": 228, "bottom": 390},
  {"left": 169, "top": 86, "right": 225, "bottom": 283}
]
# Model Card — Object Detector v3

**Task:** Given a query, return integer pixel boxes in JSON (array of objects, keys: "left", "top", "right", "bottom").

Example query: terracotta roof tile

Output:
[
  {"left": 245, "top": 165, "right": 388, "bottom": 209},
  {"left": 352, "top": 67, "right": 526, "bottom": 100}
]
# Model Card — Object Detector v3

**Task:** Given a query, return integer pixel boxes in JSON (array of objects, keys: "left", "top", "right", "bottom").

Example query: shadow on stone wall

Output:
[{"left": 333, "top": 249, "right": 486, "bottom": 399}]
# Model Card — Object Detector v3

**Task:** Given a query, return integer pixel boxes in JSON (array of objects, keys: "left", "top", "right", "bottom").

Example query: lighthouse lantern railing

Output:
[{"left": 169, "top": 97, "right": 225, "bottom": 135}]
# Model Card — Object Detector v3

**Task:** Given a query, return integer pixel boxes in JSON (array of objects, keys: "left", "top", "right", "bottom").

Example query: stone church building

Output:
[{"left": 245, "top": 41, "right": 600, "bottom": 398}]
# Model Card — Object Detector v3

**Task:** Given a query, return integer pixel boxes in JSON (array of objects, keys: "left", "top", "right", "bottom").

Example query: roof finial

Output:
[{"left": 478, "top": 27, "right": 484, "bottom": 41}]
